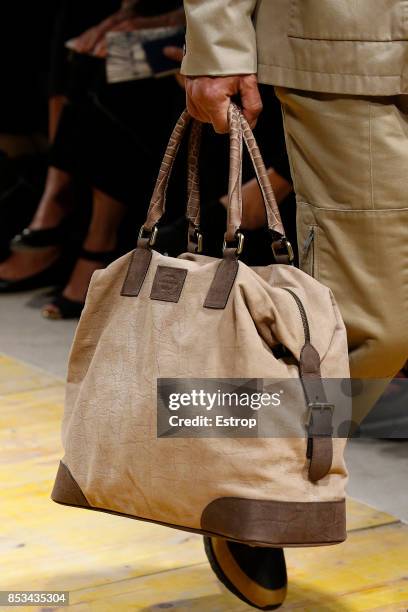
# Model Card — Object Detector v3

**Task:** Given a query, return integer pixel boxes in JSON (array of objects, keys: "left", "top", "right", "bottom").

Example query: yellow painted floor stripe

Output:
[{"left": 0, "top": 355, "right": 407, "bottom": 611}]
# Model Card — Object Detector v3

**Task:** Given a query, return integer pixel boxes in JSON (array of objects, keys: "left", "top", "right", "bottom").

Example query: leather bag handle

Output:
[
  {"left": 140, "top": 105, "right": 288, "bottom": 254},
  {"left": 223, "top": 105, "right": 291, "bottom": 263},
  {"left": 239, "top": 110, "right": 285, "bottom": 237},
  {"left": 143, "top": 109, "right": 193, "bottom": 234},
  {"left": 185, "top": 105, "right": 287, "bottom": 243}
]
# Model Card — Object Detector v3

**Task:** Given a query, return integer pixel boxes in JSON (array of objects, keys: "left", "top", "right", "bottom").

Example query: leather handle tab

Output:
[
  {"left": 121, "top": 243, "right": 152, "bottom": 297},
  {"left": 204, "top": 249, "right": 239, "bottom": 309}
]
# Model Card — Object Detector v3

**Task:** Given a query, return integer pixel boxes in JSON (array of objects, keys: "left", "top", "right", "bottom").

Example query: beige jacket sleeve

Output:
[{"left": 181, "top": 0, "right": 258, "bottom": 76}]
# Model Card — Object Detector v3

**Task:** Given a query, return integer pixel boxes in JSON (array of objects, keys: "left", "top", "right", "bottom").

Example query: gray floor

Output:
[
  {"left": 1, "top": 291, "right": 407, "bottom": 522},
  {"left": 0, "top": 289, "right": 77, "bottom": 379}
]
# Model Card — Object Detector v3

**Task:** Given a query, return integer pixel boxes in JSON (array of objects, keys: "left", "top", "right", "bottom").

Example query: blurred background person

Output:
[{"left": 0, "top": 1, "right": 296, "bottom": 319}]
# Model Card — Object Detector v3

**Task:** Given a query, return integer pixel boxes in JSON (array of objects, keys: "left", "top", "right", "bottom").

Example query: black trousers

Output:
[{"left": 50, "top": 48, "right": 295, "bottom": 259}]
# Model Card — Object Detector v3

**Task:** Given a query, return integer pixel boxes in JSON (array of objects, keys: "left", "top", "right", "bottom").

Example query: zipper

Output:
[
  {"left": 282, "top": 288, "right": 311, "bottom": 344},
  {"left": 301, "top": 226, "right": 315, "bottom": 277}
]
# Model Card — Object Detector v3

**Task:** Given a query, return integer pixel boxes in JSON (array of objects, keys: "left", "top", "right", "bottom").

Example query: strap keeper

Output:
[{"left": 306, "top": 402, "right": 334, "bottom": 458}]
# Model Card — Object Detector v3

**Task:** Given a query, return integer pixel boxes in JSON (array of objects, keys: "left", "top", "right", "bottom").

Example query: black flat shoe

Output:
[
  {"left": 11, "top": 222, "right": 69, "bottom": 251},
  {"left": 41, "top": 248, "right": 118, "bottom": 320},
  {"left": 0, "top": 258, "right": 66, "bottom": 293},
  {"left": 42, "top": 293, "right": 84, "bottom": 320},
  {"left": 204, "top": 537, "right": 287, "bottom": 610}
]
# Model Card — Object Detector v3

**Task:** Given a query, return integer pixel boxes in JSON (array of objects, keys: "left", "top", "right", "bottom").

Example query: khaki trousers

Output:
[{"left": 276, "top": 88, "right": 408, "bottom": 412}]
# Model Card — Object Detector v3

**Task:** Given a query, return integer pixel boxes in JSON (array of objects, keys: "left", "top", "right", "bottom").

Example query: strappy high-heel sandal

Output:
[{"left": 42, "top": 248, "right": 117, "bottom": 320}]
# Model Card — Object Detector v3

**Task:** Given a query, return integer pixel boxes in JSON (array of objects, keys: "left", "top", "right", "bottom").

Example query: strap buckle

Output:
[
  {"left": 223, "top": 231, "right": 245, "bottom": 256},
  {"left": 138, "top": 225, "right": 158, "bottom": 247},
  {"left": 306, "top": 402, "right": 334, "bottom": 439}
]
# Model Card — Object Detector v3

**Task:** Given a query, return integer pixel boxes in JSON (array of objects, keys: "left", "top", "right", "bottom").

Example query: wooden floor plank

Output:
[
  {"left": 346, "top": 499, "right": 398, "bottom": 532},
  {"left": 0, "top": 354, "right": 62, "bottom": 396}
]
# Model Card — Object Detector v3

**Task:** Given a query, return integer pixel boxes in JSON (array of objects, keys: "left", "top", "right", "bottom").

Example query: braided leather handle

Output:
[
  {"left": 187, "top": 104, "right": 286, "bottom": 242},
  {"left": 224, "top": 104, "right": 244, "bottom": 242},
  {"left": 142, "top": 104, "right": 286, "bottom": 242},
  {"left": 186, "top": 120, "right": 202, "bottom": 229},
  {"left": 239, "top": 110, "right": 285, "bottom": 236},
  {"left": 143, "top": 110, "right": 192, "bottom": 232}
]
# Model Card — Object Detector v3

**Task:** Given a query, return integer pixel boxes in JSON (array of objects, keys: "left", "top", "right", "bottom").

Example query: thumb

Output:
[{"left": 239, "top": 75, "right": 263, "bottom": 129}]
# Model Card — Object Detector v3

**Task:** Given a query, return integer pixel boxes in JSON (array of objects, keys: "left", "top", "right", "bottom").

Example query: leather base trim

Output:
[
  {"left": 51, "top": 462, "right": 346, "bottom": 547},
  {"left": 201, "top": 497, "right": 346, "bottom": 546},
  {"left": 51, "top": 461, "right": 91, "bottom": 507}
]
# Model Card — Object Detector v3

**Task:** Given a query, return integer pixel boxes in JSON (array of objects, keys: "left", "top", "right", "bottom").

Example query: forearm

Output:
[
  {"left": 120, "top": 1, "right": 184, "bottom": 22},
  {"left": 141, "top": 7, "right": 185, "bottom": 28},
  {"left": 181, "top": 0, "right": 258, "bottom": 76}
]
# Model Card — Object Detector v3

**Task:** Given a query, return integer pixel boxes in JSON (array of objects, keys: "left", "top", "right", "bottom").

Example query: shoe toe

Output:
[{"left": 204, "top": 536, "right": 287, "bottom": 610}]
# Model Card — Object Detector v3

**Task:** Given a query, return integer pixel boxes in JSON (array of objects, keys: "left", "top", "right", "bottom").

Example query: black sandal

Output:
[
  {"left": 42, "top": 248, "right": 118, "bottom": 320},
  {"left": 11, "top": 220, "right": 71, "bottom": 251},
  {"left": 0, "top": 255, "right": 73, "bottom": 293}
]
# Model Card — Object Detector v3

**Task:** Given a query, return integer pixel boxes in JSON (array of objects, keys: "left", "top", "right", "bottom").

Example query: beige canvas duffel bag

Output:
[{"left": 52, "top": 105, "right": 350, "bottom": 547}]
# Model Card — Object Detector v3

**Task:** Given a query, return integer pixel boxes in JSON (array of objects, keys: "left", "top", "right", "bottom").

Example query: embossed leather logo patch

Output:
[{"left": 150, "top": 266, "right": 187, "bottom": 303}]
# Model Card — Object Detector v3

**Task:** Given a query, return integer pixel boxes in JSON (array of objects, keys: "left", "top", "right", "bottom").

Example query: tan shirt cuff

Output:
[{"left": 181, "top": 0, "right": 258, "bottom": 76}]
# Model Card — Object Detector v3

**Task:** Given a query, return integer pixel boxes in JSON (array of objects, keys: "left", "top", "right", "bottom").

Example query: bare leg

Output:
[
  {"left": 29, "top": 167, "right": 73, "bottom": 230},
  {"left": 0, "top": 166, "right": 74, "bottom": 280},
  {"left": 49, "top": 95, "right": 67, "bottom": 142},
  {"left": 43, "top": 189, "right": 125, "bottom": 316},
  {"left": 31, "top": 95, "right": 72, "bottom": 230},
  {"left": 0, "top": 97, "right": 73, "bottom": 281}
]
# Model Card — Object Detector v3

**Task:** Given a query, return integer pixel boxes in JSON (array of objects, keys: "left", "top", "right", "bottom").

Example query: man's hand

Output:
[
  {"left": 68, "top": 8, "right": 185, "bottom": 59},
  {"left": 66, "top": 12, "right": 128, "bottom": 55},
  {"left": 185, "top": 74, "right": 262, "bottom": 133}
]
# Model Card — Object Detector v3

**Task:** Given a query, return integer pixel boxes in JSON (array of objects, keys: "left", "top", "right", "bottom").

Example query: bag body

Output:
[{"left": 52, "top": 106, "right": 350, "bottom": 547}]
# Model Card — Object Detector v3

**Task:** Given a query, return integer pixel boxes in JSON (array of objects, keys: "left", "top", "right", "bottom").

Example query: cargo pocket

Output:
[
  {"left": 288, "top": 0, "right": 408, "bottom": 41},
  {"left": 300, "top": 225, "right": 318, "bottom": 279}
]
